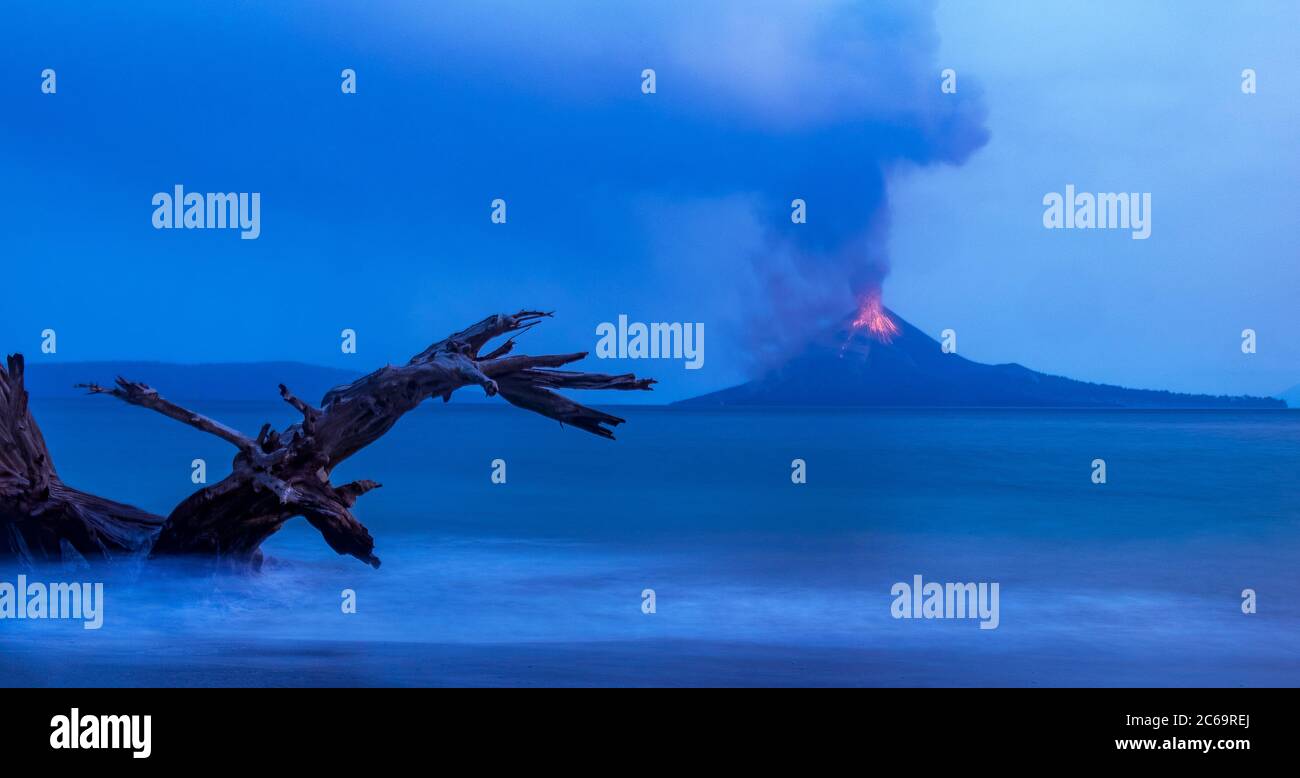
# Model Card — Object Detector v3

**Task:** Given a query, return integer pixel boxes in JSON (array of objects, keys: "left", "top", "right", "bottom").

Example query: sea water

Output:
[{"left": 2, "top": 402, "right": 1298, "bottom": 686}]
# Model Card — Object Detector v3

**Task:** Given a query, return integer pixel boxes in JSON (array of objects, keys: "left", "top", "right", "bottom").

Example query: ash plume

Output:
[{"left": 421, "top": 0, "right": 993, "bottom": 369}]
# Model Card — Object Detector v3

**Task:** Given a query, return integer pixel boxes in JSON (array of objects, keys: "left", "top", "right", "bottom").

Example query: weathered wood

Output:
[
  {"left": 1, "top": 354, "right": 163, "bottom": 564},
  {"left": 81, "top": 311, "right": 655, "bottom": 569}
]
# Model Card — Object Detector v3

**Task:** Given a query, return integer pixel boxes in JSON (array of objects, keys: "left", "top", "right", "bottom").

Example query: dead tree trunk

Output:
[
  {"left": 78, "top": 311, "right": 654, "bottom": 569},
  {"left": 1, "top": 354, "right": 163, "bottom": 564}
]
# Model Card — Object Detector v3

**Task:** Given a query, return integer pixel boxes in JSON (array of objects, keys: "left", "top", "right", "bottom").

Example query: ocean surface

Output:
[{"left": 3, "top": 401, "right": 1299, "bottom": 686}]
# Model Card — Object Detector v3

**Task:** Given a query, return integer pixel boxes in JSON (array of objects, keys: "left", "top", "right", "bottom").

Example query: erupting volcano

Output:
[
  {"left": 850, "top": 291, "right": 901, "bottom": 344},
  {"left": 679, "top": 303, "right": 1284, "bottom": 409}
]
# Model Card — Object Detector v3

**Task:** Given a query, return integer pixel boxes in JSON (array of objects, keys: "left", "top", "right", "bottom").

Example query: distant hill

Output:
[
  {"left": 18, "top": 361, "right": 364, "bottom": 403},
  {"left": 1282, "top": 383, "right": 1300, "bottom": 409},
  {"left": 678, "top": 307, "right": 1287, "bottom": 409}
]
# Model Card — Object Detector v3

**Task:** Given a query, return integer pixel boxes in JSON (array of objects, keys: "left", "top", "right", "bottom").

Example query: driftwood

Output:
[
  {"left": 2, "top": 312, "right": 653, "bottom": 568},
  {"left": 1, "top": 355, "right": 163, "bottom": 562}
]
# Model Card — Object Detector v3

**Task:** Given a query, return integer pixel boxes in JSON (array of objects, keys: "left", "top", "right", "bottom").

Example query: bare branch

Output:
[
  {"left": 494, "top": 375, "right": 629, "bottom": 439},
  {"left": 409, "top": 310, "right": 551, "bottom": 363},
  {"left": 294, "top": 482, "right": 380, "bottom": 568},
  {"left": 279, "top": 383, "right": 321, "bottom": 435},
  {"left": 335, "top": 479, "right": 381, "bottom": 507},
  {"left": 482, "top": 352, "right": 588, "bottom": 375},
  {"left": 79, "top": 377, "right": 255, "bottom": 452},
  {"left": 505, "top": 368, "right": 657, "bottom": 392}
]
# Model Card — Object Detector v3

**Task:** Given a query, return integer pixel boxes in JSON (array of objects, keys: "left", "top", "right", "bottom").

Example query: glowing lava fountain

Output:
[{"left": 850, "top": 291, "right": 901, "bottom": 344}]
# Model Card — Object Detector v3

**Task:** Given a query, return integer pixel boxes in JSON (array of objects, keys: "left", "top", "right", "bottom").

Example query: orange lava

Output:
[{"left": 850, "top": 292, "right": 900, "bottom": 343}]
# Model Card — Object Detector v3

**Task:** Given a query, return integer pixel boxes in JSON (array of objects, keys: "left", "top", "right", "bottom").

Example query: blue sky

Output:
[
  {"left": 888, "top": 0, "right": 1300, "bottom": 398},
  {"left": 1, "top": 1, "right": 1296, "bottom": 402}
]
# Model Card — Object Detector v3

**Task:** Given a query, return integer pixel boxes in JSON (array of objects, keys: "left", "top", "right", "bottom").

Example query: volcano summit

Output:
[{"left": 679, "top": 307, "right": 1285, "bottom": 409}]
